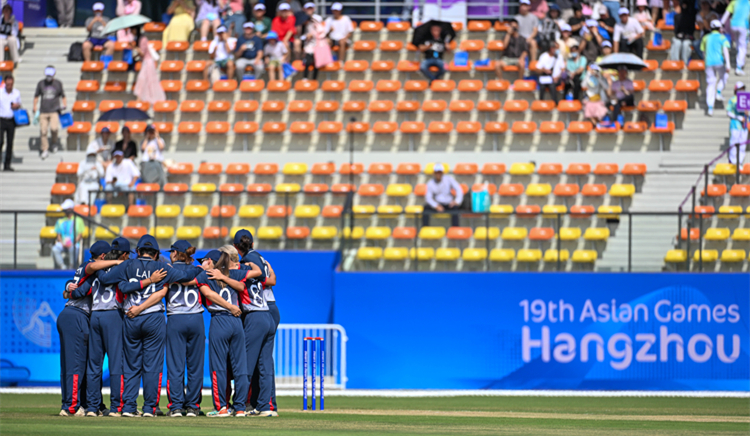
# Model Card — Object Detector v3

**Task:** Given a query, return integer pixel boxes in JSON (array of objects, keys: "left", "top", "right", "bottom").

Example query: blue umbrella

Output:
[
  {"left": 596, "top": 53, "right": 648, "bottom": 70},
  {"left": 98, "top": 108, "right": 150, "bottom": 122}
]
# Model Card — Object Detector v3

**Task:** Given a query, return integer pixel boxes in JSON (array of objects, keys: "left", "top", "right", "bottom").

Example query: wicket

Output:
[{"left": 303, "top": 337, "right": 325, "bottom": 411}]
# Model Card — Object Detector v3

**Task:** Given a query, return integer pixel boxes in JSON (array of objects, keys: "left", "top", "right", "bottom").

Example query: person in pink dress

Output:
[
  {"left": 133, "top": 33, "right": 166, "bottom": 104},
  {"left": 116, "top": 0, "right": 142, "bottom": 42}
]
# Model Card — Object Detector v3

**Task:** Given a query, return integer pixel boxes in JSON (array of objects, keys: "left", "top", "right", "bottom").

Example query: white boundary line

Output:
[{"left": 1, "top": 387, "right": 748, "bottom": 398}]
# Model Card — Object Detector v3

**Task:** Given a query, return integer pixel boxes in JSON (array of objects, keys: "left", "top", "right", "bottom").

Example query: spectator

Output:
[
  {"left": 564, "top": 41, "right": 587, "bottom": 99},
  {"left": 557, "top": 23, "right": 576, "bottom": 57},
  {"left": 75, "top": 151, "right": 104, "bottom": 204},
  {"left": 568, "top": 4, "right": 586, "bottom": 32},
  {"left": 83, "top": 3, "right": 114, "bottom": 62},
  {"left": 224, "top": 0, "right": 246, "bottom": 37},
  {"left": 701, "top": 20, "right": 731, "bottom": 116},
  {"left": 580, "top": 19, "right": 603, "bottom": 63},
  {"left": 536, "top": 41, "right": 564, "bottom": 103},
  {"left": 530, "top": 0, "right": 550, "bottom": 19},
  {"left": 614, "top": 8, "right": 645, "bottom": 57},
  {"left": 86, "top": 127, "right": 114, "bottom": 167},
  {"left": 325, "top": 2, "right": 354, "bottom": 62},
  {"left": 252, "top": 3, "right": 272, "bottom": 37},
  {"left": 162, "top": 0, "right": 196, "bottom": 44},
  {"left": 597, "top": 5, "right": 616, "bottom": 40},
  {"left": 301, "top": 15, "right": 326, "bottom": 80},
  {"left": 114, "top": 126, "right": 138, "bottom": 160},
  {"left": 694, "top": 0, "right": 719, "bottom": 59},
  {"left": 583, "top": 65, "right": 610, "bottom": 124},
  {"left": 264, "top": 31, "right": 288, "bottom": 81},
  {"left": 423, "top": 164, "right": 463, "bottom": 227},
  {"left": 727, "top": 81, "right": 748, "bottom": 165},
  {"left": 116, "top": 0, "right": 142, "bottom": 42},
  {"left": 0, "top": 5, "right": 20, "bottom": 63},
  {"left": 650, "top": 0, "right": 663, "bottom": 28},
  {"left": 671, "top": 0, "right": 696, "bottom": 63},
  {"left": 597, "top": 40, "right": 617, "bottom": 81},
  {"left": 54, "top": 0, "right": 75, "bottom": 28},
  {"left": 516, "top": 0, "right": 540, "bottom": 61},
  {"left": 495, "top": 18, "right": 528, "bottom": 81},
  {"left": 52, "top": 199, "right": 85, "bottom": 269},
  {"left": 271, "top": 3, "right": 296, "bottom": 52},
  {"left": 0, "top": 74, "right": 19, "bottom": 171},
  {"left": 134, "top": 31, "right": 166, "bottom": 104},
  {"left": 33, "top": 66, "right": 66, "bottom": 160},
  {"left": 235, "top": 22, "right": 265, "bottom": 81},
  {"left": 294, "top": 2, "right": 316, "bottom": 59},
  {"left": 418, "top": 23, "right": 449, "bottom": 85},
  {"left": 603, "top": 0, "right": 622, "bottom": 24},
  {"left": 105, "top": 150, "right": 140, "bottom": 204},
  {"left": 634, "top": 0, "right": 655, "bottom": 30},
  {"left": 538, "top": 5, "right": 561, "bottom": 53},
  {"left": 722, "top": 0, "right": 749, "bottom": 75},
  {"left": 140, "top": 125, "right": 166, "bottom": 186},
  {"left": 608, "top": 66, "right": 635, "bottom": 122},
  {"left": 205, "top": 26, "right": 236, "bottom": 81},
  {"left": 196, "top": 0, "right": 222, "bottom": 42},
  {"left": 558, "top": 0, "right": 577, "bottom": 21}
]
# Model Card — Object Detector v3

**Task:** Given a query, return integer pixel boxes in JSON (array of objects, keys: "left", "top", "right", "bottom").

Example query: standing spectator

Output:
[
  {"left": 608, "top": 66, "right": 635, "bottom": 122},
  {"left": 423, "top": 164, "right": 463, "bottom": 227},
  {"left": 419, "top": 24, "right": 449, "bottom": 85},
  {"left": 134, "top": 32, "right": 166, "bottom": 104},
  {"left": 325, "top": 2, "right": 354, "bottom": 62},
  {"left": 597, "top": 5, "right": 617, "bottom": 41},
  {"left": 516, "top": 0, "right": 540, "bottom": 61},
  {"left": 650, "top": 0, "right": 663, "bottom": 28},
  {"left": 105, "top": 151, "right": 140, "bottom": 204},
  {"left": 603, "top": 0, "right": 622, "bottom": 24},
  {"left": 495, "top": 19, "right": 528, "bottom": 81},
  {"left": 116, "top": 0, "right": 142, "bottom": 42},
  {"left": 264, "top": 31, "right": 288, "bottom": 81},
  {"left": 670, "top": 0, "right": 696, "bottom": 63},
  {"left": 272, "top": 3, "right": 296, "bottom": 52},
  {"left": 538, "top": 5, "right": 562, "bottom": 53},
  {"left": 235, "top": 22, "right": 265, "bottom": 81},
  {"left": 52, "top": 199, "right": 85, "bottom": 269},
  {"left": 75, "top": 151, "right": 104, "bottom": 204},
  {"left": 205, "top": 26, "right": 237, "bottom": 81},
  {"left": 0, "top": 74, "right": 19, "bottom": 171},
  {"left": 114, "top": 126, "right": 138, "bottom": 160},
  {"left": 530, "top": 0, "right": 550, "bottom": 19},
  {"left": 294, "top": 2, "right": 315, "bottom": 59},
  {"left": 694, "top": 0, "right": 719, "bottom": 59},
  {"left": 252, "top": 3, "right": 272, "bottom": 37},
  {"left": 614, "top": 8, "right": 645, "bottom": 58},
  {"left": 86, "top": 127, "right": 114, "bottom": 167},
  {"left": 33, "top": 66, "right": 66, "bottom": 160},
  {"left": 536, "top": 41, "right": 564, "bottom": 103},
  {"left": 224, "top": 0, "right": 246, "bottom": 37},
  {"left": 196, "top": 0, "right": 223, "bottom": 42},
  {"left": 568, "top": 4, "right": 586, "bottom": 32},
  {"left": 162, "top": 0, "right": 196, "bottom": 44},
  {"left": 564, "top": 41, "right": 587, "bottom": 99},
  {"left": 727, "top": 81, "right": 748, "bottom": 165},
  {"left": 722, "top": 0, "right": 749, "bottom": 75},
  {"left": 634, "top": 0, "right": 655, "bottom": 31},
  {"left": 83, "top": 3, "right": 115, "bottom": 62},
  {"left": 583, "top": 65, "right": 610, "bottom": 124},
  {"left": 140, "top": 125, "right": 166, "bottom": 186},
  {"left": 701, "top": 20, "right": 731, "bottom": 115},
  {"left": 54, "top": 0, "right": 75, "bottom": 27},
  {"left": 0, "top": 5, "right": 20, "bottom": 63},
  {"left": 301, "top": 15, "right": 326, "bottom": 80}
]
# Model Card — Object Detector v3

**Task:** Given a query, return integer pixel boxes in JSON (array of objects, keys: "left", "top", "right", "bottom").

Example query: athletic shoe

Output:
[
  {"left": 142, "top": 412, "right": 155, "bottom": 418},
  {"left": 121, "top": 412, "right": 140, "bottom": 418},
  {"left": 227, "top": 406, "right": 235, "bottom": 415},
  {"left": 207, "top": 407, "right": 231, "bottom": 418},
  {"left": 185, "top": 407, "right": 197, "bottom": 417},
  {"left": 234, "top": 410, "right": 246, "bottom": 417},
  {"left": 707, "top": 107, "right": 714, "bottom": 116},
  {"left": 109, "top": 412, "right": 121, "bottom": 418},
  {"left": 59, "top": 410, "right": 71, "bottom": 417},
  {"left": 168, "top": 409, "right": 183, "bottom": 417},
  {"left": 736, "top": 68, "right": 744, "bottom": 76},
  {"left": 247, "top": 409, "right": 278, "bottom": 417},
  {"left": 40, "top": 150, "right": 49, "bottom": 160},
  {"left": 155, "top": 407, "right": 165, "bottom": 416},
  {"left": 74, "top": 408, "right": 85, "bottom": 417},
  {"left": 716, "top": 92, "right": 724, "bottom": 101},
  {"left": 86, "top": 411, "right": 98, "bottom": 417}
]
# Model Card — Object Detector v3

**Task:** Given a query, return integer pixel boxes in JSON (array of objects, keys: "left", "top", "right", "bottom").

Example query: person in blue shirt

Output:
[
  {"left": 722, "top": 0, "right": 749, "bottom": 75},
  {"left": 234, "top": 22, "right": 265, "bottom": 81},
  {"left": 727, "top": 81, "right": 748, "bottom": 165},
  {"left": 701, "top": 19, "right": 732, "bottom": 116}
]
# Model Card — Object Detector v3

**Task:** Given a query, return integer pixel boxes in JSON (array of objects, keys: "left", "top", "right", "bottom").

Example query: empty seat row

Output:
[
  {"left": 357, "top": 246, "right": 599, "bottom": 263},
  {"left": 665, "top": 249, "right": 750, "bottom": 263}
]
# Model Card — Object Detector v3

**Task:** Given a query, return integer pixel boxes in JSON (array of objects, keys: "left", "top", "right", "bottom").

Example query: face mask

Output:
[
  {"left": 555, "top": 49, "right": 560, "bottom": 56},
  {"left": 571, "top": 52, "right": 579, "bottom": 58},
  {"left": 45, "top": 76, "right": 53, "bottom": 83}
]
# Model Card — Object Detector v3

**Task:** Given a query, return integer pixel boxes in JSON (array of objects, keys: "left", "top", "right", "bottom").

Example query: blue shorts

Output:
[{"left": 88, "top": 38, "right": 109, "bottom": 47}]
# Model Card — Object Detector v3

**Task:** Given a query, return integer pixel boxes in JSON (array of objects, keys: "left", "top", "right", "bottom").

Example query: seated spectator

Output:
[
  {"left": 140, "top": 124, "right": 166, "bottom": 186},
  {"left": 86, "top": 127, "right": 114, "bottom": 168},
  {"left": 423, "top": 164, "right": 463, "bottom": 228},
  {"left": 52, "top": 199, "right": 85, "bottom": 269},
  {"left": 271, "top": 3, "right": 296, "bottom": 52},
  {"left": 583, "top": 64, "right": 610, "bottom": 124},
  {"left": 634, "top": 0, "right": 655, "bottom": 30},
  {"left": 536, "top": 41, "right": 564, "bottom": 103},
  {"left": 671, "top": 0, "right": 697, "bottom": 63},
  {"left": 597, "top": 5, "right": 617, "bottom": 40},
  {"left": 608, "top": 66, "right": 635, "bottom": 122},
  {"left": 196, "top": 0, "right": 222, "bottom": 42},
  {"left": 116, "top": 0, "right": 142, "bottom": 42},
  {"left": 557, "top": 23, "right": 576, "bottom": 57},
  {"left": 614, "top": 8, "right": 645, "bottom": 58},
  {"left": 235, "top": 22, "right": 265, "bottom": 81},
  {"left": 537, "top": 5, "right": 561, "bottom": 53},
  {"left": 0, "top": 4, "right": 20, "bottom": 63},
  {"left": 114, "top": 126, "right": 138, "bottom": 160},
  {"left": 162, "top": 0, "right": 196, "bottom": 44},
  {"left": 325, "top": 2, "right": 354, "bottom": 62},
  {"left": 75, "top": 152, "right": 104, "bottom": 205},
  {"left": 495, "top": 18, "right": 528, "bottom": 81},
  {"left": 596, "top": 40, "right": 617, "bottom": 82},
  {"left": 580, "top": 19, "right": 603, "bottom": 63},
  {"left": 568, "top": 4, "right": 586, "bottom": 32},
  {"left": 294, "top": 2, "right": 316, "bottom": 59},
  {"left": 251, "top": 3, "right": 272, "bottom": 37},
  {"left": 516, "top": 0, "right": 540, "bottom": 61},
  {"left": 105, "top": 150, "right": 140, "bottom": 204},
  {"left": 83, "top": 3, "right": 114, "bottom": 62},
  {"left": 530, "top": 0, "right": 550, "bottom": 19},
  {"left": 264, "top": 31, "right": 288, "bottom": 81},
  {"left": 564, "top": 41, "right": 587, "bottom": 100},
  {"left": 418, "top": 24, "right": 449, "bottom": 85},
  {"left": 205, "top": 26, "right": 236, "bottom": 81}
]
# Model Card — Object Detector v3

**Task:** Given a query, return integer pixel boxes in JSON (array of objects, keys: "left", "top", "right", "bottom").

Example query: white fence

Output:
[{"left": 274, "top": 324, "right": 348, "bottom": 390}]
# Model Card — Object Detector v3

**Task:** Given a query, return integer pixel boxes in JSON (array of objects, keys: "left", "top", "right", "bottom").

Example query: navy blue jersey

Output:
[
  {"left": 71, "top": 267, "right": 123, "bottom": 311},
  {"left": 166, "top": 262, "right": 205, "bottom": 315},
  {"left": 241, "top": 250, "right": 275, "bottom": 305},
  {"left": 194, "top": 269, "right": 249, "bottom": 315},
  {"left": 98, "top": 257, "right": 200, "bottom": 315},
  {"left": 65, "top": 260, "right": 96, "bottom": 314},
  {"left": 238, "top": 263, "right": 268, "bottom": 313}
]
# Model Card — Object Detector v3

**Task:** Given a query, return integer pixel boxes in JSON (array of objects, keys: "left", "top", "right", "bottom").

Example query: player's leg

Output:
[
  {"left": 252, "top": 301, "right": 279, "bottom": 410},
  {"left": 57, "top": 307, "right": 88, "bottom": 415},
  {"left": 184, "top": 314, "right": 206, "bottom": 416},
  {"left": 85, "top": 313, "right": 105, "bottom": 415},
  {"left": 103, "top": 310, "right": 125, "bottom": 415},
  {"left": 140, "top": 312, "right": 167, "bottom": 417},
  {"left": 121, "top": 316, "right": 143, "bottom": 416},
  {"left": 242, "top": 312, "right": 265, "bottom": 411},
  {"left": 166, "top": 315, "right": 187, "bottom": 415},
  {"left": 208, "top": 316, "right": 231, "bottom": 416},
  {"left": 228, "top": 317, "right": 249, "bottom": 414},
  {"left": 254, "top": 312, "right": 277, "bottom": 415}
]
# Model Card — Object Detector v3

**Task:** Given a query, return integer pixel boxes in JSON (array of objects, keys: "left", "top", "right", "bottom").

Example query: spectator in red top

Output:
[{"left": 271, "top": 2, "right": 296, "bottom": 52}]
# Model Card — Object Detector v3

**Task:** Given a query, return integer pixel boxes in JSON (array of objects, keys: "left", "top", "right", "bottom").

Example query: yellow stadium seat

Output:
[
  {"left": 598, "top": 205, "right": 622, "bottom": 219},
  {"left": 405, "top": 205, "right": 423, "bottom": 216},
  {"left": 365, "top": 227, "right": 391, "bottom": 239},
  {"left": 424, "top": 162, "right": 450, "bottom": 174},
  {"left": 191, "top": 183, "right": 216, "bottom": 193},
  {"left": 275, "top": 183, "right": 301, "bottom": 193},
  {"left": 544, "top": 249, "right": 570, "bottom": 262},
  {"left": 40, "top": 226, "right": 57, "bottom": 239},
  {"left": 386, "top": 184, "right": 413, "bottom": 196},
  {"left": 509, "top": 162, "right": 535, "bottom": 175},
  {"left": 462, "top": 248, "right": 488, "bottom": 261},
  {"left": 490, "top": 248, "right": 515, "bottom": 262},
  {"left": 609, "top": 184, "right": 636, "bottom": 197},
  {"left": 239, "top": 205, "right": 264, "bottom": 218},
  {"left": 353, "top": 205, "right": 376, "bottom": 215},
  {"left": 377, "top": 205, "right": 403, "bottom": 216},
  {"left": 311, "top": 226, "right": 338, "bottom": 239},
  {"left": 501, "top": 227, "right": 527, "bottom": 240},
  {"left": 282, "top": 162, "right": 308, "bottom": 175},
  {"left": 156, "top": 205, "right": 181, "bottom": 218},
  {"left": 713, "top": 164, "right": 736, "bottom": 176},
  {"left": 517, "top": 249, "right": 542, "bottom": 262},
  {"left": 732, "top": 228, "right": 750, "bottom": 241},
  {"left": 474, "top": 226, "right": 500, "bottom": 240},
  {"left": 95, "top": 226, "right": 119, "bottom": 239},
  {"left": 559, "top": 227, "right": 582, "bottom": 240},
  {"left": 152, "top": 226, "right": 175, "bottom": 239},
  {"left": 384, "top": 247, "right": 409, "bottom": 260},
  {"left": 100, "top": 204, "right": 126, "bottom": 217},
  {"left": 572, "top": 250, "right": 598, "bottom": 262},
  {"left": 664, "top": 249, "right": 687, "bottom": 263},
  {"left": 583, "top": 228, "right": 610, "bottom": 241},
  {"left": 490, "top": 204, "right": 514, "bottom": 216},
  {"left": 80, "top": 227, "right": 91, "bottom": 238},
  {"left": 230, "top": 226, "right": 256, "bottom": 238},
  {"left": 705, "top": 228, "right": 730, "bottom": 241},
  {"left": 46, "top": 204, "right": 64, "bottom": 217},
  {"left": 183, "top": 205, "right": 209, "bottom": 218},
  {"left": 718, "top": 205, "right": 743, "bottom": 218},
  {"left": 409, "top": 247, "right": 435, "bottom": 260},
  {"left": 357, "top": 247, "right": 383, "bottom": 260},
  {"left": 526, "top": 183, "right": 552, "bottom": 196},
  {"left": 419, "top": 226, "right": 446, "bottom": 239},
  {"left": 542, "top": 205, "right": 567, "bottom": 217},
  {"left": 693, "top": 249, "right": 718, "bottom": 262},
  {"left": 436, "top": 247, "right": 461, "bottom": 261},
  {"left": 720, "top": 249, "right": 746, "bottom": 262},
  {"left": 257, "top": 226, "right": 283, "bottom": 239},
  {"left": 176, "top": 226, "right": 202, "bottom": 239},
  {"left": 342, "top": 226, "right": 364, "bottom": 239},
  {"left": 294, "top": 205, "right": 321, "bottom": 218}
]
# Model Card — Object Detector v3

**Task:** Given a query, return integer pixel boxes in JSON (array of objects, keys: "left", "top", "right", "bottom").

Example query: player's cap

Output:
[
  {"left": 111, "top": 236, "right": 131, "bottom": 253},
  {"left": 234, "top": 229, "right": 254, "bottom": 245},
  {"left": 198, "top": 249, "right": 222, "bottom": 263},
  {"left": 331, "top": 2, "right": 343, "bottom": 10},
  {"left": 618, "top": 7, "right": 630, "bottom": 15},
  {"left": 278, "top": 3, "right": 291, "bottom": 11},
  {"left": 216, "top": 25, "right": 227, "bottom": 33},
  {"left": 93, "top": 2, "right": 105, "bottom": 11},
  {"left": 304, "top": 2, "right": 315, "bottom": 8},
  {"left": 243, "top": 21, "right": 254, "bottom": 29},
  {"left": 559, "top": 23, "right": 572, "bottom": 32},
  {"left": 61, "top": 199, "right": 75, "bottom": 210},
  {"left": 169, "top": 240, "right": 193, "bottom": 253},
  {"left": 710, "top": 19, "right": 722, "bottom": 29},
  {"left": 90, "top": 240, "right": 111, "bottom": 257},
  {"left": 736, "top": 81, "right": 746, "bottom": 90},
  {"left": 601, "top": 40, "right": 612, "bottom": 48},
  {"left": 254, "top": 3, "right": 266, "bottom": 10},
  {"left": 137, "top": 234, "right": 159, "bottom": 251},
  {"left": 519, "top": 0, "right": 530, "bottom": 5},
  {"left": 433, "top": 163, "right": 444, "bottom": 173}
]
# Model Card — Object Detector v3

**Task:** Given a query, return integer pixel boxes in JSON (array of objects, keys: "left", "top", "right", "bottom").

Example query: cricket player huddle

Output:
[{"left": 57, "top": 229, "right": 280, "bottom": 418}]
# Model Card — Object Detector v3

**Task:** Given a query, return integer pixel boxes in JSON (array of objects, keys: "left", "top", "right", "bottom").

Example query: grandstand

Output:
[{"left": 0, "top": 22, "right": 748, "bottom": 272}]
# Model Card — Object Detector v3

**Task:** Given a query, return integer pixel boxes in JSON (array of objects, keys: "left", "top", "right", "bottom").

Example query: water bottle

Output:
[
  {"left": 566, "top": 92, "right": 573, "bottom": 101},
  {"left": 617, "top": 114, "right": 624, "bottom": 126}
]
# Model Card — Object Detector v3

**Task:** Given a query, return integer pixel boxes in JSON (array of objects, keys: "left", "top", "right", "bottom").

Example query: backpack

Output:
[{"left": 68, "top": 42, "right": 84, "bottom": 62}]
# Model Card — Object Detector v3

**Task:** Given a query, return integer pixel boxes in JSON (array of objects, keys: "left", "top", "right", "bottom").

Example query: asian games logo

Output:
[{"left": 12, "top": 292, "right": 57, "bottom": 348}]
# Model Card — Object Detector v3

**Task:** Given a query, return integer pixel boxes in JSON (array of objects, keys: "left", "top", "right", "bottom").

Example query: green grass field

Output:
[{"left": 1, "top": 394, "right": 748, "bottom": 435}]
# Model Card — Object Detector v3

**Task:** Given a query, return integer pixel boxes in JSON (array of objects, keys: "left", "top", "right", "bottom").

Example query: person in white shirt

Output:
[
  {"left": 140, "top": 124, "right": 167, "bottom": 186},
  {"left": 324, "top": 2, "right": 353, "bottom": 62},
  {"left": 0, "top": 5, "right": 20, "bottom": 63},
  {"left": 536, "top": 41, "right": 565, "bottom": 103},
  {"left": 264, "top": 31, "right": 288, "bottom": 81},
  {"left": 613, "top": 8, "right": 645, "bottom": 58},
  {"left": 75, "top": 152, "right": 104, "bottom": 204},
  {"left": 423, "top": 164, "right": 464, "bottom": 227},
  {"left": 85, "top": 126, "right": 114, "bottom": 168},
  {"left": 105, "top": 150, "right": 140, "bottom": 204},
  {"left": 0, "top": 74, "right": 20, "bottom": 171},
  {"left": 205, "top": 26, "right": 237, "bottom": 81}
]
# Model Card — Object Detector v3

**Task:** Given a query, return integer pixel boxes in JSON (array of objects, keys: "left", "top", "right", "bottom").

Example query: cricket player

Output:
[
  {"left": 728, "top": 81, "right": 749, "bottom": 165},
  {"left": 701, "top": 20, "right": 732, "bottom": 116}
]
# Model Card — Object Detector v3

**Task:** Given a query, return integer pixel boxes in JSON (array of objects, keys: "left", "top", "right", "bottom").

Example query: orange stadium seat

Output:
[
  {"left": 154, "top": 101, "right": 178, "bottom": 114},
  {"left": 127, "top": 101, "right": 150, "bottom": 111},
  {"left": 263, "top": 122, "right": 286, "bottom": 133},
  {"left": 290, "top": 121, "right": 314, "bottom": 134},
  {"left": 295, "top": 79, "right": 319, "bottom": 92},
  {"left": 240, "top": 80, "right": 265, "bottom": 92},
  {"left": 376, "top": 80, "right": 401, "bottom": 92},
  {"left": 180, "top": 100, "right": 205, "bottom": 112},
  {"left": 213, "top": 80, "right": 238, "bottom": 92},
  {"left": 160, "top": 60, "right": 184, "bottom": 73},
  {"left": 400, "top": 121, "right": 425, "bottom": 134},
  {"left": 380, "top": 40, "right": 403, "bottom": 51},
  {"left": 161, "top": 80, "right": 182, "bottom": 92},
  {"left": 208, "top": 100, "right": 231, "bottom": 113},
  {"left": 404, "top": 80, "right": 429, "bottom": 92},
  {"left": 178, "top": 122, "right": 201, "bottom": 134},
  {"left": 511, "top": 121, "right": 537, "bottom": 134},
  {"left": 450, "top": 100, "right": 474, "bottom": 112},
  {"left": 387, "top": 21, "right": 410, "bottom": 31},
  {"left": 396, "top": 60, "right": 419, "bottom": 72},
  {"left": 289, "top": 100, "right": 313, "bottom": 113},
  {"left": 373, "top": 121, "right": 398, "bottom": 134},
  {"left": 347, "top": 121, "right": 369, "bottom": 133},
  {"left": 322, "top": 80, "right": 345, "bottom": 92},
  {"left": 186, "top": 80, "right": 210, "bottom": 92},
  {"left": 372, "top": 61, "right": 395, "bottom": 72},
  {"left": 316, "top": 100, "right": 339, "bottom": 112},
  {"left": 206, "top": 121, "right": 229, "bottom": 134}
]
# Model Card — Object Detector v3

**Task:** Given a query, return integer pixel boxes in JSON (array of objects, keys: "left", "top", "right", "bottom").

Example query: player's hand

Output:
[
  {"left": 207, "top": 269, "right": 227, "bottom": 281},
  {"left": 127, "top": 306, "right": 143, "bottom": 318},
  {"left": 149, "top": 268, "right": 167, "bottom": 284},
  {"left": 63, "top": 290, "right": 70, "bottom": 299},
  {"left": 436, "top": 204, "right": 445, "bottom": 212},
  {"left": 229, "top": 305, "right": 242, "bottom": 317},
  {"left": 67, "top": 282, "right": 78, "bottom": 292}
]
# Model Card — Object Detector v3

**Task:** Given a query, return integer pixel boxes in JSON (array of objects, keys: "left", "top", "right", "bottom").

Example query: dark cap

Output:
[
  {"left": 136, "top": 234, "right": 159, "bottom": 251},
  {"left": 101, "top": 127, "right": 111, "bottom": 134},
  {"left": 233, "top": 229, "right": 254, "bottom": 245},
  {"left": 122, "top": 126, "right": 131, "bottom": 134},
  {"left": 168, "top": 240, "right": 193, "bottom": 253},
  {"left": 90, "top": 241, "right": 111, "bottom": 257},
  {"left": 111, "top": 236, "right": 131, "bottom": 253},
  {"left": 572, "top": 3, "right": 582, "bottom": 10},
  {"left": 198, "top": 249, "right": 222, "bottom": 263}
]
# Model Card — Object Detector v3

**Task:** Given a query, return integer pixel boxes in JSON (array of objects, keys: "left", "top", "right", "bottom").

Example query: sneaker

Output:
[
  {"left": 109, "top": 412, "right": 121, "bottom": 418},
  {"left": 168, "top": 409, "right": 183, "bottom": 417},
  {"left": 234, "top": 410, "right": 245, "bottom": 417},
  {"left": 247, "top": 409, "right": 278, "bottom": 417},
  {"left": 185, "top": 407, "right": 197, "bottom": 417},
  {"left": 716, "top": 92, "right": 724, "bottom": 101},
  {"left": 3, "top": 166, "right": 13, "bottom": 171},
  {"left": 155, "top": 407, "right": 165, "bottom": 416},
  {"left": 86, "top": 411, "right": 98, "bottom": 417},
  {"left": 207, "top": 407, "right": 230, "bottom": 418},
  {"left": 40, "top": 150, "right": 49, "bottom": 160},
  {"left": 121, "top": 412, "right": 140, "bottom": 418},
  {"left": 74, "top": 408, "right": 85, "bottom": 417},
  {"left": 707, "top": 107, "right": 714, "bottom": 116},
  {"left": 227, "top": 406, "right": 235, "bottom": 415},
  {"left": 59, "top": 410, "right": 71, "bottom": 417},
  {"left": 142, "top": 412, "right": 155, "bottom": 418},
  {"left": 736, "top": 68, "right": 744, "bottom": 76}
]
